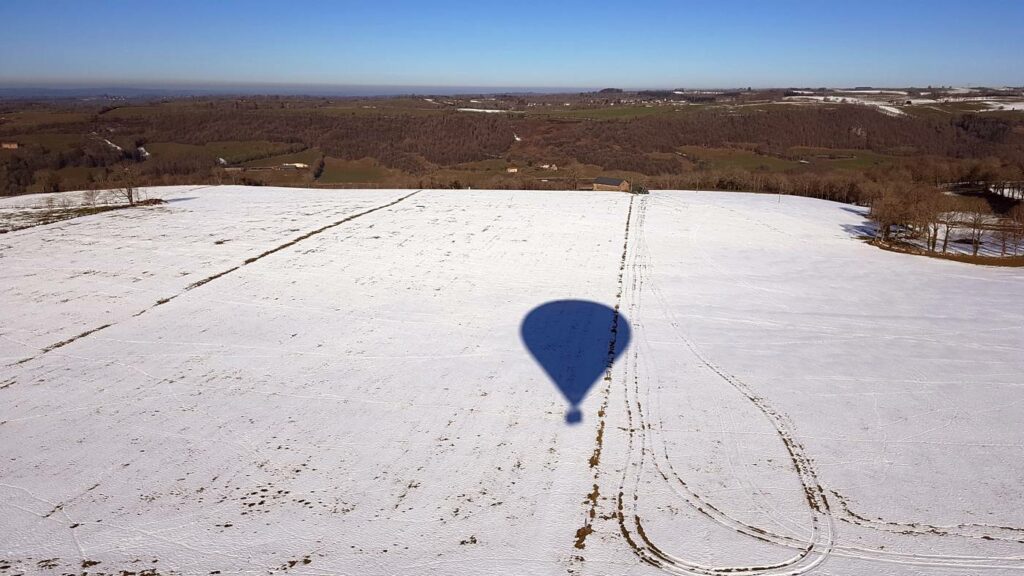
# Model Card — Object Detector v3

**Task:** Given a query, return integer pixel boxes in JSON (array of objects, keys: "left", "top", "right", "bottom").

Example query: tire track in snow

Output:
[
  {"left": 614, "top": 195, "right": 832, "bottom": 575},
  {"left": 621, "top": 193, "right": 1024, "bottom": 573},
  {"left": 570, "top": 195, "right": 634, "bottom": 564},
  {"left": 9, "top": 190, "right": 421, "bottom": 367}
]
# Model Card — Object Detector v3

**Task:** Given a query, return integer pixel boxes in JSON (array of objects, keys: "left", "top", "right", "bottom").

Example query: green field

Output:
[
  {"left": 3, "top": 133, "right": 87, "bottom": 149},
  {"left": 147, "top": 141, "right": 298, "bottom": 164},
  {"left": 266, "top": 104, "right": 447, "bottom": 118},
  {"left": 28, "top": 166, "right": 106, "bottom": 193},
  {"left": 676, "top": 145, "right": 899, "bottom": 173},
  {"left": 243, "top": 148, "right": 322, "bottom": 168},
  {"left": 319, "top": 158, "right": 387, "bottom": 183},
  {"left": 787, "top": 147, "right": 896, "bottom": 170},
  {"left": 450, "top": 158, "right": 511, "bottom": 172},
  {"left": 680, "top": 146, "right": 799, "bottom": 171},
  {"left": 100, "top": 101, "right": 201, "bottom": 119},
  {"left": 1, "top": 110, "right": 92, "bottom": 127},
  {"left": 528, "top": 105, "right": 691, "bottom": 121}
]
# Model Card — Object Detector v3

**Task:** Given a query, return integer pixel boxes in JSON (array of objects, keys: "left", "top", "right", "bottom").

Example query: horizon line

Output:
[
  {"left": 3, "top": 78, "right": 1019, "bottom": 90},
  {"left": 2, "top": 80, "right": 1020, "bottom": 99}
]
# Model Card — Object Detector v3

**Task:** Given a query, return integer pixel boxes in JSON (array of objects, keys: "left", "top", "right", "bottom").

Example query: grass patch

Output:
[
  {"left": 786, "top": 147, "right": 896, "bottom": 171},
  {"left": 529, "top": 105, "right": 685, "bottom": 120},
  {"left": 28, "top": 166, "right": 106, "bottom": 193},
  {"left": 243, "top": 148, "right": 322, "bottom": 168},
  {"left": 267, "top": 104, "right": 446, "bottom": 118},
  {"left": 1, "top": 110, "right": 91, "bottom": 127},
  {"left": 678, "top": 144, "right": 896, "bottom": 174},
  {"left": 147, "top": 141, "right": 298, "bottom": 164},
  {"left": 3, "top": 133, "right": 86, "bottom": 149},
  {"left": 239, "top": 169, "right": 315, "bottom": 187},
  {"left": 319, "top": 158, "right": 386, "bottom": 183},
  {"left": 680, "top": 146, "right": 799, "bottom": 171},
  {"left": 450, "top": 158, "right": 511, "bottom": 172},
  {"left": 101, "top": 101, "right": 200, "bottom": 119}
]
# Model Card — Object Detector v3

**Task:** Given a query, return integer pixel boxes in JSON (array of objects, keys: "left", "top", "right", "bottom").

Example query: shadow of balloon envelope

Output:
[{"left": 521, "top": 300, "right": 631, "bottom": 424}]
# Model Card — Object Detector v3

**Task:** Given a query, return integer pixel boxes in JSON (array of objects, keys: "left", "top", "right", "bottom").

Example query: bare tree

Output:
[
  {"left": 918, "top": 191, "right": 964, "bottom": 253},
  {"left": 868, "top": 182, "right": 930, "bottom": 244},
  {"left": 111, "top": 165, "right": 139, "bottom": 206},
  {"left": 868, "top": 189, "right": 901, "bottom": 242},
  {"left": 964, "top": 211, "right": 989, "bottom": 256},
  {"left": 994, "top": 223, "right": 1013, "bottom": 256},
  {"left": 940, "top": 212, "right": 960, "bottom": 253},
  {"left": 81, "top": 189, "right": 99, "bottom": 206},
  {"left": 1009, "top": 204, "right": 1024, "bottom": 256},
  {"left": 919, "top": 203, "right": 941, "bottom": 252}
]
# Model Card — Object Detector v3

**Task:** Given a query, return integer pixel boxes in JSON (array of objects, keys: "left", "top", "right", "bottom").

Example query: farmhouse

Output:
[
  {"left": 1, "top": 142, "right": 19, "bottom": 150},
  {"left": 506, "top": 166, "right": 519, "bottom": 174},
  {"left": 593, "top": 176, "right": 630, "bottom": 192}
]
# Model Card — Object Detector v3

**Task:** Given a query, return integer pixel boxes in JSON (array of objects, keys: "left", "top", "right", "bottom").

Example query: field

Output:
[
  {"left": 242, "top": 148, "right": 323, "bottom": 168},
  {"left": 145, "top": 141, "right": 299, "bottom": 164},
  {"left": 679, "top": 146, "right": 800, "bottom": 172},
  {"left": 526, "top": 105, "right": 688, "bottom": 120},
  {"left": 318, "top": 157, "right": 387, "bottom": 184},
  {"left": 1, "top": 187, "right": 1023, "bottom": 575}
]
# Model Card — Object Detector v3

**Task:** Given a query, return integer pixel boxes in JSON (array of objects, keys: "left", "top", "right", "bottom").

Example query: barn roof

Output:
[{"left": 594, "top": 176, "right": 627, "bottom": 186}]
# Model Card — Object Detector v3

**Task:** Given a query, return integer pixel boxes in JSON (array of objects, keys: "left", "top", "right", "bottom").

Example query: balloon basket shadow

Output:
[{"left": 565, "top": 407, "right": 583, "bottom": 424}]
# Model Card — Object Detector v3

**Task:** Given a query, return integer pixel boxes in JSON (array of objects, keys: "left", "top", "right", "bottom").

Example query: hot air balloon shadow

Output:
[{"left": 521, "top": 300, "right": 631, "bottom": 424}]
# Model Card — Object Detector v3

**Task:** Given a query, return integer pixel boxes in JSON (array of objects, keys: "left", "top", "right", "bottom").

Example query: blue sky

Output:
[{"left": 1, "top": 0, "right": 1022, "bottom": 89}]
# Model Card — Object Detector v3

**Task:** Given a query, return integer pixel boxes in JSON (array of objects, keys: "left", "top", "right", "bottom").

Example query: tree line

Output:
[{"left": 867, "top": 184, "right": 1023, "bottom": 256}]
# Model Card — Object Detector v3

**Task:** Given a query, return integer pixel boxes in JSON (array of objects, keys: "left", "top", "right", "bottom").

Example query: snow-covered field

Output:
[
  {"left": 782, "top": 93, "right": 1024, "bottom": 115},
  {"left": 982, "top": 101, "right": 1024, "bottom": 112},
  {"left": 2, "top": 187, "right": 1023, "bottom": 575},
  {"left": 782, "top": 95, "right": 906, "bottom": 117}
]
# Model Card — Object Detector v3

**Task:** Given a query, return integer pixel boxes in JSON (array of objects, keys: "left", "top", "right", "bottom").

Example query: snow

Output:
[
  {"left": 783, "top": 95, "right": 907, "bottom": 117},
  {"left": 1, "top": 187, "right": 1023, "bottom": 575},
  {"left": 895, "top": 214, "right": 1023, "bottom": 257},
  {"left": 981, "top": 100, "right": 1024, "bottom": 111},
  {"left": 101, "top": 138, "right": 122, "bottom": 152},
  {"left": 872, "top": 103, "right": 906, "bottom": 117},
  {"left": 837, "top": 89, "right": 909, "bottom": 95},
  {"left": 457, "top": 107, "right": 506, "bottom": 113},
  {"left": 0, "top": 188, "right": 140, "bottom": 233}
]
